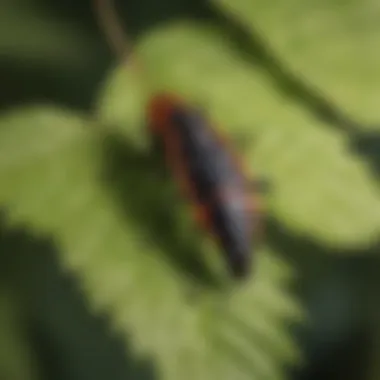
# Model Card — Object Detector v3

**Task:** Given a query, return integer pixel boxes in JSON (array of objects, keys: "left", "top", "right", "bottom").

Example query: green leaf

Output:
[
  {"left": 96, "top": 64, "right": 149, "bottom": 145},
  {"left": 0, "top": 106, "right": 302, "bottom": 380},
  {"left": 213, "top": 0, "right": 380, "bottom": 127},
  {"left": 97, "top": 23, "right": 380, "bottom": 249}
]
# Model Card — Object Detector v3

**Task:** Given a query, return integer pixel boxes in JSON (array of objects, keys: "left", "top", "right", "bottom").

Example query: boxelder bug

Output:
[
  {"left": 147, "top": 94, "right": 264, "bottom": 278},
  {"left": 94, "top": 0, "right": 266, "bottom": 279}
]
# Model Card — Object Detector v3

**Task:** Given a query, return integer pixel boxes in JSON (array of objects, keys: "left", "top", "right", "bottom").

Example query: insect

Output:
[
  {"left": 147, "top": 94, "right": 265, "bottom": 278},
  {"left": 94, "top": 0, "right": 266, "bottom": 279}
]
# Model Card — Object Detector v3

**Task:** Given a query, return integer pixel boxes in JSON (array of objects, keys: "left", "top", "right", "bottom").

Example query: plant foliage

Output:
[{"left": 0, "top": 106, "right": 302, "bottom": 380}]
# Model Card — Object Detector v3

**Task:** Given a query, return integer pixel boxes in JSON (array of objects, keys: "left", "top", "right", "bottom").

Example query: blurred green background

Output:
[{"left": 0, "top": 1, "right": 379, "bottom": 380}]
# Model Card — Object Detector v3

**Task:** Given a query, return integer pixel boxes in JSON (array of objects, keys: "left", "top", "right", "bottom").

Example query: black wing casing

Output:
[{"left": 170, "top": 107, "right": 256, "bottom": 278}]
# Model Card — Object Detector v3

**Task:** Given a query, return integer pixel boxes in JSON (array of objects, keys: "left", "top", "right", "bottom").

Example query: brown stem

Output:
[{"left": 93, "top": 0, "right": 131, "bottom": 59}]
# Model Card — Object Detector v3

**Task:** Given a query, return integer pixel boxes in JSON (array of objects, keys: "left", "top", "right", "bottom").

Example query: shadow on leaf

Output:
[
  {"left": 99, "top": 131, "right": 222, "bottom": 290},
  {"left": 349, "top": 131, "right": 380, "bottom": 179},
  {"left": 210, "top": 6, "right": 359, "bottom": 131},
  {"left": 210, "top": 5, "right": 380, "bottom": 178}
]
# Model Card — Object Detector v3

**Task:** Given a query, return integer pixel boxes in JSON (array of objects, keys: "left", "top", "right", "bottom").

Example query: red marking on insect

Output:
[{"left": 147, "top": 93, "right": 265, "bottom": 279}]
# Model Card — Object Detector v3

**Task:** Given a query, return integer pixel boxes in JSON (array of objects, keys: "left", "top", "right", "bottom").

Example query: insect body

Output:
[{"left": 147, "top": 94, "right": 261, "bottom": 279}]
